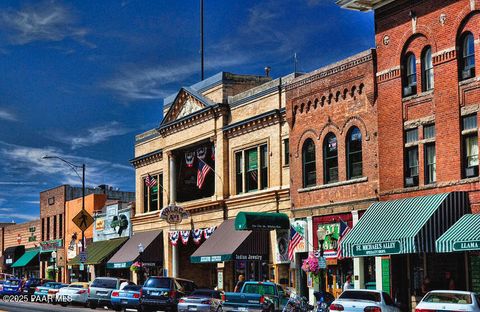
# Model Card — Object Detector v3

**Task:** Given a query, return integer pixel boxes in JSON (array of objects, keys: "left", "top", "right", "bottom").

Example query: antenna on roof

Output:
[
  {"left": 200, "top": 0, "right": 205, "bottom": 81},
  {"left": 294, "top": 52, "right": 298, "bottom": 73}
]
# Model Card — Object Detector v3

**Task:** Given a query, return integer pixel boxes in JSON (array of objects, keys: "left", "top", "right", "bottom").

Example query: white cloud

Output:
[
  {"left": 0, "top": 1, "right": 92, "bottom": 46},
  {"left": 0, "top": 141, "right": 133, "bottom": 190},
  {"left": 0, "top": 109, "right": 17, "bottom": 122},
  {"left": 53, "top": 121, "right": 132, "bottom": 150},
  {"left": 0, "top": 181, "right": 41, "bottom": 185}
]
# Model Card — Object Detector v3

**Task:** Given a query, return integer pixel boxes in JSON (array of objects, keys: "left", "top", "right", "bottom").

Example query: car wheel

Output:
[{"left": 89, "top": 301, "right": 97, "bottom": 309}]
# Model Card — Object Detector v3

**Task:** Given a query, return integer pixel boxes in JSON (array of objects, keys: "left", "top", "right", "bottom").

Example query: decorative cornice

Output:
[
  {"left": 377, "top": 66, "right": 401, "bottom": 83},
  {"left": 158, "top": 104, "right": 229, "bottom": 137},
  {"left": 286, "top": 50, "right": 373, "bottom": 91},
  {"left": 222, "top": 108, "right": 285, "bottom": 138},
  {"left": 130, "top": 149, "right": 163, "bottom": 169},
  {"left": 432, "top": 47, "right": 456, "bottom": 66}
]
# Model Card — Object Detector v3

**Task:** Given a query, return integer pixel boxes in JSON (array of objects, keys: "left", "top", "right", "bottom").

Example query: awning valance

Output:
[
  {"left": 107, "top": 230, "right": 163, "bottom": 269},
  {"left": 11, "top": 249, "right": 39, "bottom": 268},
  {"left": 436, "top": 214, "right": 480, "bottom": 253},
  {"left": 191, "top": 219, "right": 269, "bottom": 263},
  {"left": 340, "top": 192, "right": 469, "bottom": 257},
  {"left": 69, "top": 237, "right": 128, "bottom": 266},
  {"left": 235, "top": 212, "right": 290, "bottom": 231}
]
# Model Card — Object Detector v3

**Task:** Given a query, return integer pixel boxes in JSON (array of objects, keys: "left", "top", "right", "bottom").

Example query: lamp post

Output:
[
  {"left": 42, "top": 156, "right": 86, "bottom": 280},
  {"left": 51, "top": 250, "right": 57, "bottom": 282},
  {"left": 137, "top": 243, "right": 144, "bottom": 284},
  {"left": 317, "top": 227, "right": 327, "bottom": 293}
]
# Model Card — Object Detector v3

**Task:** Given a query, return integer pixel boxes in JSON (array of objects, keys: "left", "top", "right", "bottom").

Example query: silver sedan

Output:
[{"left": 178, "top": 289, "right": 223, "bottom": 312}]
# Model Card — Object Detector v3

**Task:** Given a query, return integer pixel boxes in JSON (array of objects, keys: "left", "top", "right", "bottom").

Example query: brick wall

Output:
[
  {"left": 374, "top": 0, "right": 480, "bottom": 212},
  {"left": 3, "top": 220, "right": 41, "bottom": 250},
  {"left": 286, "top": 49, "right": 379, "bottom": 214}
]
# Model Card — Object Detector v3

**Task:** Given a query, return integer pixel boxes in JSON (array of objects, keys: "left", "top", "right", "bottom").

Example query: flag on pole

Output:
[
  {"left": 145, "top": 174, "right": 157, "bottom": 188},
  {"left": 197, "top": 159, "right": 212, "bottom": 189},
  {"left": 288, "top": 225, "right": 304, "bottom": 261},
  {"left": 336, "top": 219, "right": 351, "bottom": 260}
]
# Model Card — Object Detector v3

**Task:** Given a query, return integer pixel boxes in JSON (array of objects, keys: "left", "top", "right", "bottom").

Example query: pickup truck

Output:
[{"left": 222, "top": 281, "right": 289, "bottom": 312}]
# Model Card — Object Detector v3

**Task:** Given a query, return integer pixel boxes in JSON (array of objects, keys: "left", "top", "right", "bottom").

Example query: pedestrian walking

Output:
[
  {"left": 343, "top": 274, "right": 354, "bottom": 291},
  {"left": 443, "top": 272, "right": 456, "bottom": 290},
  {"left": 234, "top": 274, "right": 245, "bottom": 293}
]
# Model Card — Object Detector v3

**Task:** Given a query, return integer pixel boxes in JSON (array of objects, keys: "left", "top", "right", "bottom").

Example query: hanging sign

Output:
[{"left": 160, "top": 204, "right": 190, "bottom": 224}]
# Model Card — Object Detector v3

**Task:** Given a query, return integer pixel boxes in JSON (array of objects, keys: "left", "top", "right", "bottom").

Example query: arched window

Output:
[
  {"left": 460, "top": 32, "right": 475, "bottom": 80},
  {"left": 346, "top": 127, "right": 363, "bottom": 179},
  {"left": 421, "top": 46, "right": 434, "bottom": 91},
  {"left": 403, "top": 53, "right": 417, "bottom": 97},
  {"left": 302, "top": 139, "right": 316, "bottom": 187},
  {"left": 323, "top": 133, "right": 338, "bottom": 184}
]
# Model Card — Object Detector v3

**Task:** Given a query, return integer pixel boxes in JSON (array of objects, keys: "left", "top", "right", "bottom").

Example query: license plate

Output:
[
  {"left": 188, "top": 306, "right": 197, "bottom": 311},
  {"left": 151, "top": 291, "right": 159, "bottom": 296},
  {"left": 238, "top": 308, "right": 248, "bottom": 312},
  {"left": 121, "top": 300, "right": 128, "bottom": 304}
]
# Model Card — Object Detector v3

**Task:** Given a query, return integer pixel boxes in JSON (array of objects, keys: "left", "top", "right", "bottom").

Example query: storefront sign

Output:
[
  {"left": 5, "top": 258, "right": 12, "bottom": 264},
  {"left": 40, "top": 239, "right": 63, "bottom": 252},
  {"left": 160, "top": 204, "right": 189, "bottom": 225},
  {"left": 96, "top": 219, "right": 105, "bottom": 231},
  {"left": 318, "top": 223, "right": 340, "bottom": 251},
  {"left": 352, "top": 241, "right": 401, "bottom": 257},
  {"left": 93, "top": 206, "right": 132, "bottom": 242},
  {"left": 234, "top": 254, "right": 265, "bottom": 261},
  {"left": 453, "top": 240, "right": 480, "bottom": 251},
  {"left": 276, "top": 229, "right": 289, "bottom": 264},
  {"left": 217, "top": 270, "right": 224, "bottom": 290}
]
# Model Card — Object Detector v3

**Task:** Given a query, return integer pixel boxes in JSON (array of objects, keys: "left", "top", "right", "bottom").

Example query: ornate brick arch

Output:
[
  {"left": 396, "top": 25, "right": 438, "bottom": 65},
  {"left": 294, "top": 129, "right": 318, "bottom": 158},
  {"left": 341, "top": 116, "right": 370, "bottom": 141},
  {"left": 454, "top": 8, "right": 480, "bottom": 43},
  {"left": 317, "top": 121, "right": 341, "bottom": 143}
]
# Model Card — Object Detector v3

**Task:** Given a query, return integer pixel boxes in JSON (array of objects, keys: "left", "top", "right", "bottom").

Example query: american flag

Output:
[
  {"left": 145, "top": 174, "right": 157, "bottom": 188},
  {"left": 288, "top": 225, "right": 304, "bottom": 261},
  {"left": 336, "top": 219, "right": 351, "bottom": 260},
  {"left": 197, "top": 158, "right": 212, "bottom": 189}
]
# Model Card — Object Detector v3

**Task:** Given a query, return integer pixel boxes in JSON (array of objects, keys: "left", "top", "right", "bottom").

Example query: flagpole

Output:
[{"left": 197, "top": 157, "right": 223, "bottom": 185}]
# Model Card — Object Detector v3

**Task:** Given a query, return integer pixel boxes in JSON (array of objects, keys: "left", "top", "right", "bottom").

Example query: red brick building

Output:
[
  {"left": 335, "top": 0, "right": 480, "bottom": 308},
  {"left": 286, "top": 49, "right": 379, "bottom": 298}
]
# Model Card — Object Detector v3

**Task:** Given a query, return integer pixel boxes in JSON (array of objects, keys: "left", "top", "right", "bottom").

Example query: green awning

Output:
[
  {"left": 235, "top": 212, "right": 290, "bottom": 230},
  {"left": 69, "top": 237, "right": 128, "bottom": 266},
  {"left": 340, "top": 192, "right": 469, "bottom": 257},
  {"left": 436, "top": 214, "right": 480, "bottom": 253},
  {"left": 11, "top": 249, "right": 39, "bottom": 268}
]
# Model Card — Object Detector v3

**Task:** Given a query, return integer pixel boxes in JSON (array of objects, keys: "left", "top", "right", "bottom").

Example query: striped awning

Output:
[
  {"left": 436, "top": 214, "right": 480, "bottom": 253},
  {"left": 340, "top": 192, "right": 469, "bottom": 258}
]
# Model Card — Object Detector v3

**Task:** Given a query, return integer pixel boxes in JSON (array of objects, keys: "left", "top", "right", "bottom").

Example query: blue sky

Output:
[{"left": 0, "top": 0, "right": 373, "bottom": 222}]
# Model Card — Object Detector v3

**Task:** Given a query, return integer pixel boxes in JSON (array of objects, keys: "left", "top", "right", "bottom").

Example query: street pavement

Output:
[{"left": 0, "top": 301, "right": 92, "bottom": 312}]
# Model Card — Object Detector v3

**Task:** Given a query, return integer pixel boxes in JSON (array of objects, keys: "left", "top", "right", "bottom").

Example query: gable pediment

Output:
[{"left": 162, "top": 88, "right": 215, "bottom": 125}]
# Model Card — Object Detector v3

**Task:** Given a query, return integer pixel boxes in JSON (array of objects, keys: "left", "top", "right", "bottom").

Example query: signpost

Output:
[
  {"left": 73, "top": 210, "right": 94, "bottom": 232},
  {"left": 79, "top": 251, "right": 87, "bottom": 263}
]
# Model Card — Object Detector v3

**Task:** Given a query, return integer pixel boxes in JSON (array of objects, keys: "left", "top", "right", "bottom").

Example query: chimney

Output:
[{"left": 264, "top": 66, "right": 271, "bottom": 77}]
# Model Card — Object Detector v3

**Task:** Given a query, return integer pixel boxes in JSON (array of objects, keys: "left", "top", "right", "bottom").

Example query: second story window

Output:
[
  {"left": 143, "top": 174, "right": 163, "bottom": 213},
  {"left": 284, "top": 138, "right": 290, "bottom": 166},
  {"left": 424, "top": 124, "right": 436, "bottom": 184},
  {"left": 405, "top": 128, "right": 419, "bottom": 187},
  {"left": 462, "top": 114, "right": 478, "bottom": 178},
  {"left": 403, "top": 53, "right": 417, "bottom": 97},
  {"left": 346, "top": 127, "right": 363, "bottom": 179},
  {"left": 235, "top": 144, "right": 269, "bottom": 194},
  {"left": 302, "top": 139, "right": 316, "bottom": 188},
  {"left": 421, "top": 46, "right": 434, "bottom": 91},
  {"left": 323, "top": 133, "right": 338, "bottom": 184},
  {"left": 460, "top": 32, "right": 475, "bottom": 80}
]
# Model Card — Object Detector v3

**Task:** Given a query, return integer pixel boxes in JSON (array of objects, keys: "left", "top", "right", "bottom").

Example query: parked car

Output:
[
  {"left": 330, "top": 289, "right": 400, "bottom": 312},
  {"left": 223, "top": 281, "right": 289, "bottom": 312},
  {"left": 88, "top": 277, "right": 122, "bottom": 309},
  {"left": 140, "top": 277, "right": 197, "bottom": 312},
  {"left": 56, "top": 282, "right": 89, "bottom": 306},
  {"left": 22, "top": 278, "right": 44, "bottom": 297},
  {"left": 178, "top": 289, "right": 223, "bottom": 312},
  {"left": 0, "top": 279, "right": 22, "bottom": 297},
  {"left": 416, "top": 290, "right": 480, "bottom": 312},
  {"left": 111, "top": 284, "right": 142, "bottom": 311},
  {"left": 33, "top": 282, "right": 66, "bottom": 301}
]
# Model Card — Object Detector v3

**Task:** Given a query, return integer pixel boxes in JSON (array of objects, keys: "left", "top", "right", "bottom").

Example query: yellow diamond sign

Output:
[{"left": 73, "top": 210, "right": 94, "bottom": 232}]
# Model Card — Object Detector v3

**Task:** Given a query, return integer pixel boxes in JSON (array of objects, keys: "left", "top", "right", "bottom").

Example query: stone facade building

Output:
[{"left": 131, "top": 72, "right": 293, "bottom": 290}]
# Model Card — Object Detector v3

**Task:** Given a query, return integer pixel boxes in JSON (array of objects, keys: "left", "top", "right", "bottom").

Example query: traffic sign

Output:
[
  {"left": 319, "top": 256, "right": 327, "bottom": 269},
  {"left": 79, "top": 251, "right": 87, "bottom": 263},
  {"left": 73, "top": 209, "right": 94, "bottom": 232}
]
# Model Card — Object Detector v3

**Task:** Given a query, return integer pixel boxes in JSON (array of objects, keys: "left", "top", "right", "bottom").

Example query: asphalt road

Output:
[{"left": 0, "top": 301, "right": 91, "bottom": 312}]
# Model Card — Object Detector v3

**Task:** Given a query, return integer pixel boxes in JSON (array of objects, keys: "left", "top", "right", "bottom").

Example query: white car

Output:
[
  {"left": 416, "top": 290, "right": 480, "bottom": 312},
  {"left": 330, "top": 289, "right": 400, "bottom": 312},
  {"left": 55, "top": 282, "right": 89, "bottom": 306}
]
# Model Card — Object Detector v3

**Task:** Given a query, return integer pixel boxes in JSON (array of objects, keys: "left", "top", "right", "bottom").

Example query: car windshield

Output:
[
  {"left": 144, "top": 278, "right": 171, "bottom": 289},
  {"left": 243, "top": 284, "right": 276, "bottom": 296},
  {"left": 191, "top": 290, "right": 219, "bottom": 298},
  {"left": 339, "top": 291, "right": 381, "bottom": 302},
  {"left": 6, "top": 280, "right": 19, "bottom": 286},
  {"left": 91, "top": 279, "right": 117, "bottom": 289},
  {"left": 123, "top": 285, "right": 141, "bottom": 291},
  {"left": 43, "top": 282, "right": 59, "bottom": 288},
  {"left": 69, "top": 284, "right": 84, "bottom": 288},
  {"left": 423, "top": 293, "right": 472, "bottom": 304}
]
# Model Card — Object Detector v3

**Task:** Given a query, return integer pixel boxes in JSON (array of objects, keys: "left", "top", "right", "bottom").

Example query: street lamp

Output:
[
  {"left": 137, "top": 243, "right": 144, "bottom": 284},
  {"left": 317, "top": 227, "right": 327, "bottom": 293},
  {"left": 42, "top": 155, "right": 86, "bottom": 281},
  {"left": 51, "top": 250, "right": 57, "bottom": 282}
]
